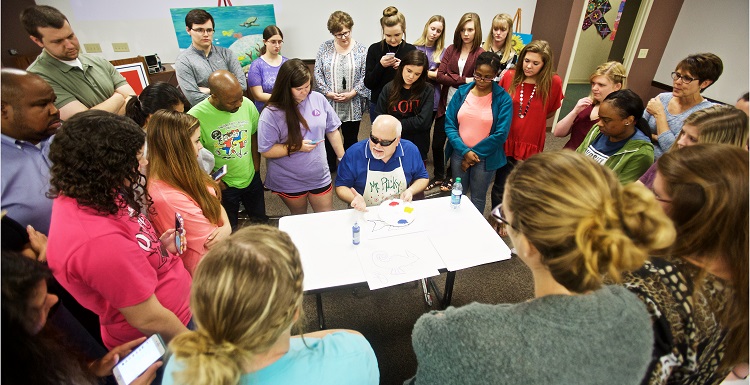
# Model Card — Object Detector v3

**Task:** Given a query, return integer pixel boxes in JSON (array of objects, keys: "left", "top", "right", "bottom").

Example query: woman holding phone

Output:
[
  {"left": 364, "top": 6, "right": 415, "bottom": 123},
  {"left": 258, "top": 59, "right": 345, "bottom": 215},
  {"left": 146, "top": 110, "right": 231, "bottom": 275},
  {"left": 46, "top": 110, "right": 191, "bottom": 351},
  {"left": 413, "top": 15, "right": 446, "bottom": 125}
]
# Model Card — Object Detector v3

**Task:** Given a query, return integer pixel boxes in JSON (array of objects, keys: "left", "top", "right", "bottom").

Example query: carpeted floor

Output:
[{"left": 252, "top": 113, "right": 568, "bottom": 385}]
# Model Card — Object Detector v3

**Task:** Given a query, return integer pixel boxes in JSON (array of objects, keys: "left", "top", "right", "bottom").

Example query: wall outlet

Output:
[
  {"left": 638, "top": 49, "right": 648, "bottom": 59},
  {"left": 112, "top": 42, "right": 130, "bottom": 52},
  {"left": 83, "top": 43, "right": 102, "bottom": 53}
]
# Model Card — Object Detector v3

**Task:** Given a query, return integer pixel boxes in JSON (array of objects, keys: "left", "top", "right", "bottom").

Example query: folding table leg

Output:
[
  {"left": 441, "top": 271, "right": 456, "bottom": 308},
  {"left": 420, "top": 278, "right": 433, "bottom": 306}
]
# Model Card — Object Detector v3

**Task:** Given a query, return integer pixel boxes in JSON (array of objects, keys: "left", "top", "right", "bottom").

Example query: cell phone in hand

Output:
[
  {"left": 309, "top": 139, "right": 324, "bottom": 145},
  {"left": 385, "top": 52, "right": 395, "bottom": 57},
  {"left": 113, "top": 334, "right": 166, "bottom": 385},
  {"left": 210, "top": 164, "right": 228, "bottom": 181},
  {"left": 175, "top": 213, "right": 185, "bottom": 254}
]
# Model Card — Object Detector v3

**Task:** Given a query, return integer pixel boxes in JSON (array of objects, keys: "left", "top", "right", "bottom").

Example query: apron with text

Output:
[{"left": 363, "top": 157, "right": 408, "bottom": 206}]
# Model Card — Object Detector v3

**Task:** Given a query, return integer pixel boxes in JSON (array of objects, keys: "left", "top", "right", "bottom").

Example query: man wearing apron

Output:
[{"left": 336, "top": 115, "right": 429, "bottom": 211}]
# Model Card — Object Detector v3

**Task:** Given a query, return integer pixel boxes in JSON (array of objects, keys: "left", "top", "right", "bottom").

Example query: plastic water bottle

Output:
[
  {"left": 451, "top": 177, "right": 463, "bottom": 209},
  {"left": 352, "top": 222, "right": 360, "bottom": 245}
]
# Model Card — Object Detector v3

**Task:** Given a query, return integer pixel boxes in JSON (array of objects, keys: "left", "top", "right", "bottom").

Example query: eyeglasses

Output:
[
  {"left": 370, "top": 134, "right": 396, "bottom": 147},
  {"left": 473, "top": 73, "right": 495, "bottom": 82},
  {"left": 334, "top": 31, "right": 351, "bottom": 39},
  {"left": 490, "top": 204, "right": 516, "bottom": 230},
  {"left": 191, "top": 28, "right": 215, "bottom": 35},
  {"left": 671, "top": 72, "right": 698, "bottom": 84}
]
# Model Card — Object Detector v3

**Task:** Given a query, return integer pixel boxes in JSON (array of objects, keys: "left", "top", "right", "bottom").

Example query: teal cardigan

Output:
[{"left": 444, "top": 82, "right": 513, "bottom": 171}]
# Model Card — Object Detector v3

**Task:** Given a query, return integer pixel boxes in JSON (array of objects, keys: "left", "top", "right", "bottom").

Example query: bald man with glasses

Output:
[{"left": 335, "top": 114, "right": 428, "bottom": 211}]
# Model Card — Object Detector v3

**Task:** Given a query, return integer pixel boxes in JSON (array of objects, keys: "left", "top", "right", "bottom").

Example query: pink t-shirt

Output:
[
  {"left": 47, "top": 195, "right": 192, "bottom": 349},
  {"left": 148, "top": 179, "right": 219, "bottom": 275},
  {"left": 457, "top": 92, "right": 494, "bottom": 148}
]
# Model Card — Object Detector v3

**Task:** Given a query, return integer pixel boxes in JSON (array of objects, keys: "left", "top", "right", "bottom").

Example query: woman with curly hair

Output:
[
  {"left": 408, "top": 151, "right": 675, "bottom": 384},
  {"left": 163, "top": 225, "right": 379, "bottom": 385},
  {"left": 147, "top": 110, "right": 232, "bottom": 275},
  {"left": 46, "top": 110, "right": 192, "bottom": 350}
]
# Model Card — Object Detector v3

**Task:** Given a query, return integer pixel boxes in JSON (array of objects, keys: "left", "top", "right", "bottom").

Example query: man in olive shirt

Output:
[{"left": 21, "top": 5, "right": 135, "bottom": 120}]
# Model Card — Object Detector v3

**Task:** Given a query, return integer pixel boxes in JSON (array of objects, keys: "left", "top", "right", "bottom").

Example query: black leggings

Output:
[
  {"left": 431, "top": 115, "right": 447, "bottom": 180},
  {"left": 326, "top": 120, "right": 361, "bottom": 171},
  {"left": 490, "top": 157, "right": 518, "bottom": 208}
]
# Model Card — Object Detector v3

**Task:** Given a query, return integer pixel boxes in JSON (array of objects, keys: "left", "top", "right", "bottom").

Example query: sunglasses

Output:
[
  {"left": 370, "top": 134, "right": 397, "bottom": 147},
  {"left": 490, "top": 204, "right": 515, "bottom": 230}
]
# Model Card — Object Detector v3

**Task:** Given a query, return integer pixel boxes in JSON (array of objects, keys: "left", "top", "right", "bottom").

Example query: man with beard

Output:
[
  {"left": 336, "top": 114, "right": 428, "bottom": 211},
  {"left": 1, "top": 69, "right": 62, "bottom": 234},
  {"left": 21, "top": 5, "right": 136, "bottom": 120}
]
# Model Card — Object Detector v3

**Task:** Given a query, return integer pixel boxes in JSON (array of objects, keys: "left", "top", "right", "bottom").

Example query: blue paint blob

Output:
[{"left": 397, "top": 219, "right": 408, "bottom": 225}]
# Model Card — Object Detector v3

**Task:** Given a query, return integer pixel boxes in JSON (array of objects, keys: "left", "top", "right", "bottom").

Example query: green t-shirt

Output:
[{"left": 188, "top": 97, "right": 259, "bottom": 189}]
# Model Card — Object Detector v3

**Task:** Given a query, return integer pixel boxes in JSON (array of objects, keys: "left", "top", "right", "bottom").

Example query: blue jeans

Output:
[
  {"left": 221, "top": 172, "right": 267, "bottom": 229},
  {"left": 451, "top": 152, "right": 494, "bottom": 214}
]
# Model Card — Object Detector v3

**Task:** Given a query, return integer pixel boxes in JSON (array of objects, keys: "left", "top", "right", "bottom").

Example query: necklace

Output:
[{"left": 518, "top": 83, "right": 536, "bottom": 118}]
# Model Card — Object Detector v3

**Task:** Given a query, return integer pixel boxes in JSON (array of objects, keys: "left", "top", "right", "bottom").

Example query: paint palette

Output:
[{"left": 378, "top": 199, "right": 416, "bottom": 227}]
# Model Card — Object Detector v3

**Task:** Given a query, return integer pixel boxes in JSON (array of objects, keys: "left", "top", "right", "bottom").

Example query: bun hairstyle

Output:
[
  {"left": 169, "top": 225, "right": 305, "bottom": 385},
  {"left": 260, "top": 25, "right": 284, "bottom": 55},
  {"left": 505, "top": 151, "right": 675, "bottom": 292},
  {"left": 656, "top": 144, "right": 748, "bottom": 369},
  {"left": 380, "top": 6, "right": 406, "bottom": 32},
  {"left": 125, "top": 82, "right": 190, "bottom": 127}
]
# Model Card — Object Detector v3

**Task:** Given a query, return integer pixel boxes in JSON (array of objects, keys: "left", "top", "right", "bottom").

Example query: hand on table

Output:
[{"left": 349, "top": 187, "right": 367, "bottom": 212}]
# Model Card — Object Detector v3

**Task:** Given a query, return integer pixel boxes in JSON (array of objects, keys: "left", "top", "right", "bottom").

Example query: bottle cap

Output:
[{"left": 455, "top": 177, "right": 461, "bottom": 183}]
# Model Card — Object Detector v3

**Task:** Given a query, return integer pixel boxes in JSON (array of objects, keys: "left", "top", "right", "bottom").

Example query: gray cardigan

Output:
[{"left": 408, "top": 285, "right": 653, "bottom": 385}]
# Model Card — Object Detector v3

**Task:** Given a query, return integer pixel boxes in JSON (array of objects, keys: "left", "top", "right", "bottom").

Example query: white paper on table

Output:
[
  {"left": 355, "top": 235, "right": 441, "bottom": 290},
  {"left": 362, "top": 208, "right": 428, "bottom": 240},
  {"left": 427, "top": 210, "right": 512, "bottom": 271}
]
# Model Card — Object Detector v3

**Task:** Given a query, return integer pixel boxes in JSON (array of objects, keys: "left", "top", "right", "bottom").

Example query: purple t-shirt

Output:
[
  {"left": 258, "top": 91, "right": 341, "bottom": 192},
  {"left": 415, "top": 45, "right": 442, "bottom": 111},
  {"left": 247, "top": 56, "right": 288, "bottom": 111}
]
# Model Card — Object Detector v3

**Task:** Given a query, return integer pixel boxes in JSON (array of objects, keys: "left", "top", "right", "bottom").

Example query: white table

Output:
[{"left": 279, "top": 196, "right": 512, "bottom": 327}]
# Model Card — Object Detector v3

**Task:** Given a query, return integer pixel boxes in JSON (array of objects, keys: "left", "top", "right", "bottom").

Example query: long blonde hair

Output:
[
  {"left": 169, "top": 225, "right": 305, "bottom": 385},
  {"left": 146, "top": 110, "right": 222, "bottom": 224},
  {"left": 451, "top": 13, "right": 482, "bottom": 51},
  {"left": 511, "top": 40, "right": 555, "bottom": 107},
  {"left": 588, "top": 61, "right": 626, "bottom": 104},
  {"left": 505, "top": 151, "right": 675, "bottom": 292},
  {"left": 482, "top": 13, "right": 514, "bottom": 64},
  {"left": 413, "top": 15, "right": 445, "bottom": 63}
]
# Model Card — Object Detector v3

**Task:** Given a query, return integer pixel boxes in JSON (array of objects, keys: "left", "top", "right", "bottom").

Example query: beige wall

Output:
[{"left": 568, "top": 0, "right": 623, "bottom": 83}]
